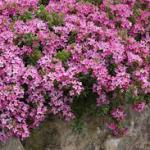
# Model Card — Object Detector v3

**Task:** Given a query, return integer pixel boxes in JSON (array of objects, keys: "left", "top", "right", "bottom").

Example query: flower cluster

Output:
[{"left": 0, "top": 0, "right": 149, "bottom": 141}]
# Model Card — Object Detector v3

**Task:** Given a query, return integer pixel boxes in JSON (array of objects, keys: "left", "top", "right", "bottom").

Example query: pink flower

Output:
[
  {"left": 132, "top": 102, "right": 146, "bottom": 112},
  {"left": 111, "top": 107, "right": 126, "bottom": 121},
  {"left": 0, "top": 0, "right": 149, "bottom": 142},
  {"left": 107, "top": 123, "right": 128, "bottom": 136}
]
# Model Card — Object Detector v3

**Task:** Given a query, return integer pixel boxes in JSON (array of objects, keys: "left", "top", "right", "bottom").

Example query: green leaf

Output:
[
  {"left": 24, "top": 49, "right": 42, "bottom": 66},
  {"left": 36, "top": 5, "right": 64, "bottom": 28},
  {"left": 23, "top": 33, "right": 33, "bottom": 46},
  {"left": 68, "top": 31, "right": 77, "bottom": 44},
  {"left": 20, "top": 11, "right": 32, "bottom": 21},
  {"left": 96, "top": 105, "right": 110, "bottom": 116},
  {"left": 146, "top": 56, "right": 150, "bottom": 63},
  {"left": 39, "top": 0, "right": 50, "bottom": 6},
  {"left": 71, "top": 119, "right": 84, "bottom": 133},
  {"left": 82, "top": 0, "right": 103, "bottom": 5},
  {"left": 55, "top": 50, "right": 71, "bottom": 62},
  {"left": 39, "top": 4, "right": 45, "bottom": 11}
]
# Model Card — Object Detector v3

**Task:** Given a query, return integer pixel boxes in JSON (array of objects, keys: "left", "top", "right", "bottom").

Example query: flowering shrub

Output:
[{"left": 0, "top": 0, "right": 149, "bottom": 141}]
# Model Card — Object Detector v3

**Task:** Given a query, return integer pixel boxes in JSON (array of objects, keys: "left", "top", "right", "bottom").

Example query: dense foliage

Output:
[{"left": 0, "top": 0, "right": 149, "bottom": 141}]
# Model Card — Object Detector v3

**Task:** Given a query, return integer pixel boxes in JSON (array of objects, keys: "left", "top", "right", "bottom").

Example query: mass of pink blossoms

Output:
[{"left": 0, "top": 0, "right": 149, "bottom": 141}]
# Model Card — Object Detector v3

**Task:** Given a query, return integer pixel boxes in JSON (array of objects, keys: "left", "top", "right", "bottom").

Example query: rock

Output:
[
  {"left": 104, "top": 107, "right": 150, "bottom": 150},
  {"left": 23, "top": 117, "right": 108, "bottom": 150},
  {"left": 22, "top": 108, "right": 150, "bottom": 150},
  {"left": 105, "top": 138, "right": 121, "bottom": 150},
  {"left": 22, "top": 118, "right": 61, "bottom": 150},
  {"left": 0, "top": 138, "right": 24, "bottom": 150},
  {"left": 117, "top": 107, "right": 150, "bottom": 150}
]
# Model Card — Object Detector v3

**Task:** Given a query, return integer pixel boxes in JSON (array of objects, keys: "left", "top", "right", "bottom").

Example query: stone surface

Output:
[
  {"left": 23, "top": 117, "right": 108, "bottom": 150},
  {"left": 0, "top": 138, "right": 24, "bottom": 150},
  {"left": 23, "top": 108, "right": 150, "bottom": 150},
  {"left": 117, "top": 108, "right": 150, "bottom": 150},
  {"left": 105, "top": 139, "right": 121, "bottom": 150},
  {"left": 2, "top": 107, "right": 150, "bottom": 150}
]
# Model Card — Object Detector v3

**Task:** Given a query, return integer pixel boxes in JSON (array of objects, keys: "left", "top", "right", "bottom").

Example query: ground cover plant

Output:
[{"left": 0, "top": 0, "right": 149, "bottom": 141}]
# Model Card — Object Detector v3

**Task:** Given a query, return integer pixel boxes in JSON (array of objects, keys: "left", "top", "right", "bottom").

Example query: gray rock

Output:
[
  {"left": 0, "top": 138, "right": 24, "bottom": 150},
  {"left": 105, "top": 138, "right": 121, "bottom": 150},
  {"left": 23, "top": 117, "right": 108, "bottom": 150},
  {"left": 23, "top": 118, "right": 61, "bottom": 150},
  {"left": 105, "top": 107, "right": 150, "bottom": 150},
  {"left": 22, "top": 108, "right": 150, "bottom": 150},
  {"left": 117, "top": 108, "right": 150, "bottom": 150}
]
